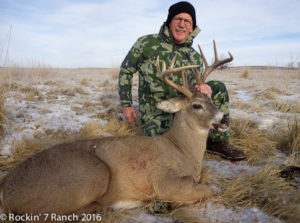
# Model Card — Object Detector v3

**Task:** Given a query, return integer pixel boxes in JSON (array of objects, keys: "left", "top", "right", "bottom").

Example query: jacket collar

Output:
[{"left": 159, "top": 22, "right": 201, "bottom": 47}]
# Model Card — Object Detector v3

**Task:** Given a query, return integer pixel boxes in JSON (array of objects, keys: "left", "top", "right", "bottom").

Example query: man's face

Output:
[{"left": 169, "top": 12, "right": 193, "bottom": 44}]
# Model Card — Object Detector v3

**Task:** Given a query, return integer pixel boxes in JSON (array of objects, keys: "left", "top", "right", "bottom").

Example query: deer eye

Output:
[{"left": 192, "top": 104, "right": 203, "bottom": 109}]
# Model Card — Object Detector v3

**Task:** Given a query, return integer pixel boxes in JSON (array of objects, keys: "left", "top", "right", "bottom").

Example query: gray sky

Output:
[{"left": 1, "top": 0, "right": 300, "bottom": 68}]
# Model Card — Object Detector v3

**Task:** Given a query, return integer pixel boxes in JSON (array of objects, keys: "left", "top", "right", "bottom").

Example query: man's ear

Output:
[{"left": 155, "top": 97, "right": 187, "bottom": 113}]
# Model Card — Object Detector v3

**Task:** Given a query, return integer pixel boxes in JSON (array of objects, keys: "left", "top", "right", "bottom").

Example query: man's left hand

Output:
[{"left": 194, "top": 84, "right": 212, "bottom": 98}]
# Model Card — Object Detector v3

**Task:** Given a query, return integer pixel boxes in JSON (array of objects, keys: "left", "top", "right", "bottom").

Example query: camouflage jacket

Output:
[{"left": 119, "top": 23, "right": 203, "bottom": 121}]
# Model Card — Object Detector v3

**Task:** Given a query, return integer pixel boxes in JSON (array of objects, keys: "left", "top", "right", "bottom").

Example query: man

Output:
[{"left": 118, "top": 1, "right": 246, "bottom": 161}]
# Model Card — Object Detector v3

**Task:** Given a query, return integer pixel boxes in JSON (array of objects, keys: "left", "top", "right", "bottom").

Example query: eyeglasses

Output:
[{"left": 173, "top": 17, "right": 193, "bottom": 27}]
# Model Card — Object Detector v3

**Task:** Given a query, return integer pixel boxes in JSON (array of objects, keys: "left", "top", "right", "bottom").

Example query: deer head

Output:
[{"left": 155, "top": 40, "right": 233, "bottom": 132}]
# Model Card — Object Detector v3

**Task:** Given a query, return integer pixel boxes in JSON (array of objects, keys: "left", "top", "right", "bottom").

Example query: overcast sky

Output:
[{"left": 0, "top": 0, "right": 300, "bottom": 68}]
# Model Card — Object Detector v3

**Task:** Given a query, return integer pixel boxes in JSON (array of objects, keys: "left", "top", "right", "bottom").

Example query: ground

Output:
[{"left": 0, "top": 66, "right": 299, "bottom": 223}]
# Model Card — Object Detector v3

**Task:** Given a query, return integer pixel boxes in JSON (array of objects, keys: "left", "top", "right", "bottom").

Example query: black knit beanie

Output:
[{"left": 166, "top": 1, "right": 196, "bottom": 30}]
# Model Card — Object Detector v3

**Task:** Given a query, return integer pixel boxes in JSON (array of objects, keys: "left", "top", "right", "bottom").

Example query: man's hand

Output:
[
  {"left": 123, "top": 107, "right": 137, "bottom": 122},
  {"left": 194, "top": 84, "right": 212, "bottom": 98}
]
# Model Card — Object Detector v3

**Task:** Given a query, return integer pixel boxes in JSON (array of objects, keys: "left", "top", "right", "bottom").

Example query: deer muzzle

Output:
[{"left": 212, "top": 112, "right": 228, "bottom": 132}]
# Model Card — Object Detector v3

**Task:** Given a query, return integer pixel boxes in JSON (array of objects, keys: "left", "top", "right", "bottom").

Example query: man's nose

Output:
[{"left": 178, "top": 19, "right": 185, "bottom": 27}]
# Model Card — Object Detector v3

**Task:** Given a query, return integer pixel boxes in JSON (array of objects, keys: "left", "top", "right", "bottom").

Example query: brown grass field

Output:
[{"left": 0, "top": 65, "right": 299, "bottom": 223}]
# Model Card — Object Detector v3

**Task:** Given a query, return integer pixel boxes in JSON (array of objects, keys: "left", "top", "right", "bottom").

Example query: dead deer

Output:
[{"left": 0, "top": 41, "right": 233, "bottom": 215}]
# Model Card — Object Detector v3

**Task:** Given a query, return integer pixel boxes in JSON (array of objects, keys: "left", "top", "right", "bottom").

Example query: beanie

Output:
[{"left": 166, "top": 1, "right": 196, "bottom": 29}]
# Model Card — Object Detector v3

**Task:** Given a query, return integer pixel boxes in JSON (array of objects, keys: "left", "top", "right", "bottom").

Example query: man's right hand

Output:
[{"left": 123, "top": 107, "right": 137, "bottom": 122}]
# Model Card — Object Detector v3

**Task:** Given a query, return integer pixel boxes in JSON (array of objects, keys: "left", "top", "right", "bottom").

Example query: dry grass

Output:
[
  {"left": 0, "top": 136, "right": 48, "bottom": 171},
  {"left": 268, "top": 101, "right": 300, "bottom": 113},
  {"left": 222, "top": 166, "right": 300, "bottom": 223},
  {"left": 0, "top": 64, "right": 53, "bottom": 84},
  {"left": 222, "top": 118, "right": 300, "bottom": 222},
  {"left": 95, "top": 107, "right": 123, "bottom": 120},
  {"left": 27, "top": 63, "right": 53, "bottom": 78},
  {"left": 253, "top": 87, "right": 283, "bottom": 100},
  {"left": 275, "top": 118, "right": 300, "bottom": 159},
  {"left": 0, "top": 66, "right": 25, "bottom": 79},
  {"left": 0, "top": 76, "right": 5, "bottom": 136},
  {"left": 231, "top": 100, "right": 262, "bottom": 112},
  {"left": 80, "top": 77, "right": 90, "bottom": 86},
  {"left": 100, "top": 117, "right": 141, "bottom": 137},
  {"left": 109, "top": 67, "right": 120, "bottom": 80},
  {"left": 229, "top": 119, "right": 278, "bottom": 164}
]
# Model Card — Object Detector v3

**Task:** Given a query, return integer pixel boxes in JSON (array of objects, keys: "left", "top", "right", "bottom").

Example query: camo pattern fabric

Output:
[
  {"left": 119, "top": 23, "right": 230, "bottom": 142},
  {"left": 207, "top": 80, "right": 230, "bottom": 143}
]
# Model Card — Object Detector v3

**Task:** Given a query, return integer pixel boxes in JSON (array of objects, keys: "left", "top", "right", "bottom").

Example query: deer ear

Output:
[{"left": 156, "top": 97, "right": 187, "bottom": 113}]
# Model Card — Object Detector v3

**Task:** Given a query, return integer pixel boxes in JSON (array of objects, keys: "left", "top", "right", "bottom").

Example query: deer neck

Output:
[
  {"left": 164, "top": 113, "right": 209, "bottom": 154},
  {"left": 162, "top": 112, "right": 209, "bottom": 181}
]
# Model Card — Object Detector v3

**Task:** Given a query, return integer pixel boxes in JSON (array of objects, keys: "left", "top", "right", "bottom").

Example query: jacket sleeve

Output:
[{"left": 118, "top": 38, "right": 144, "bottom": 108}]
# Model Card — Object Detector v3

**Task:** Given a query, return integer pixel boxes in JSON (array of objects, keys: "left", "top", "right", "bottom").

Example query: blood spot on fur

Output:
[{"left": 128, "top": 157, "right": 147, "bottom": 170}]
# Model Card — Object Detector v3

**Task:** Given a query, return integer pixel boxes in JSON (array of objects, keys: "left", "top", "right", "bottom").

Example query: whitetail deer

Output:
[{"left": 0, "top": 41, "right": 233, "bottom": 216}]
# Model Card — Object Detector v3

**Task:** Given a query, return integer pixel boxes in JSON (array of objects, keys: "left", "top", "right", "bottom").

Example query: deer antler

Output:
[
  {"left": 156, "top": 54, "right": 199, "bottom": 98},
  {"left": 196, "top": 40, "right": 233, "bottom": 84}
]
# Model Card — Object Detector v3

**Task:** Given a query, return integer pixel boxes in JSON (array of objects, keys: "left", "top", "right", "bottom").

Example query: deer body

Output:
[
  {"left": 0, "top": 92, "right": 223, "bottom": 215},
  {"left": 94, "top": 96, "right": 218, "bottom": 207},
  {"left": 0, "top": 41, "right": 233, "bottom": 215}
]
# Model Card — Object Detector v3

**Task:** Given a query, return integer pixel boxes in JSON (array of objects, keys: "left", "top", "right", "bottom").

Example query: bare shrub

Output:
[
  {"left": 240, "top": 69, "right": 249, "bottom": 79},
  {"left": 80, "top": 77, "right": 90, "bottom": 86},
  {"left": 286, "top": 54, "right": 300, "bottom": 69}
]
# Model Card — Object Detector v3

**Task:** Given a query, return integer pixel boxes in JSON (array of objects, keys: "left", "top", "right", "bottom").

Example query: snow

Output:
[
  {"left": 203, "top": 160, "right": 259, "bottom": 179},
  {"left": 201, "top": 205, "right": 283, "bottom": 223},
  {"left": 279, "top": 93, "right": 300, "bottom": 101},
  {"left": 236, "top": 90, "right": 252, "bottom": 101},
  {"left": 130, "top": 203, "right": 284, "bottom": 223}
]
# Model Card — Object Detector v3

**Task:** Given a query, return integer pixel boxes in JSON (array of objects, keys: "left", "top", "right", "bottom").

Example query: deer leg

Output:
[{"left": 154, "top": 175, "right": 212, "bottom": 204}]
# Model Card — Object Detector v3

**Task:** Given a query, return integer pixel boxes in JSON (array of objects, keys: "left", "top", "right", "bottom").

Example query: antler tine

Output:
[
  {"left": 156, "top": 56, "right": 161, "bottom": 74},
  {"left": 199, "top": 40, "right": 234, "bottom": 84},
  {"left": 198, "top": 44, "right": 208, "bottom": 68},
  {"left": 156, "top": 56, "right": 199, "bottom": 98},
  {"left": 193, "top": 68, "right": 202, "bottom": 85},
  {"left": 162, "top": 60, "right": 166, "bottom": 72},
  {"left": 182, "top": 70, "right": 188, "bottom": 89},
  {"left": 170, "top": 54, "right": 177, "bottom": 68},
  {"left": 213, "top": 40, "right": 218, "bottom": 62}
]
